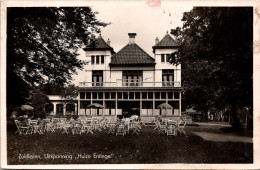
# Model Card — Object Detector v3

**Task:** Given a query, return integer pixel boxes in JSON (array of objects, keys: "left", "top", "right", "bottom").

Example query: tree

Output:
[
  {"left": 7, "top": 7, "right": 108, "bottom": 107},
  {"left": 171, "top": 7, "right": 253, "bottom": 128},
  {"left": 30, "top": 88, "right": 50, "bottom": 118},
  {"left": 60, "top": 84, "right": 78, "bottom": 117}
]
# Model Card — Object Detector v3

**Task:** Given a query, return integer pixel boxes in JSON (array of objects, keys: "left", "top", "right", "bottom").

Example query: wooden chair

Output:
[
  {"left": 131, "top": 122, "right": 141, "bottom": 135},
  {"left": 14, "top": 120, "right": 30, "bottom": 135},
  {"left": 62, "top": 121, "right": 72, "bottom": 134},
  {"left": 177, "top": 121, "right": 187, "bottom": 135},
  {"left": 43, "top": 119, "right": 55, "bottom": 132},
  {"left": 157, "top": 121, "right": 167, "bottom": 135},
  {"left": 107, "top": 123, "right": 116, "bottom": 135}
]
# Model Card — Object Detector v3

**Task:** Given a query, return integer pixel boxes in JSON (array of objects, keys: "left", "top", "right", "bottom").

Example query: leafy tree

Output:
[
  {"left": 60, "top": 84, "right": 78, "bottom": 117},
  {"left": 7, "top": 7, "right": 108, "bottom": 107},
  {"left": 30, "top": 88, "right": 50, "bottom": 118},
  {"left": 171, "top": 7, "right": 253, "bottom": 128}
]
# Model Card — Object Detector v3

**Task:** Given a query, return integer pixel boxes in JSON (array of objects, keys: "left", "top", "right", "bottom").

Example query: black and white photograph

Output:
[{"left": 0, "top": 0, "right": 259, "bottom": 169}]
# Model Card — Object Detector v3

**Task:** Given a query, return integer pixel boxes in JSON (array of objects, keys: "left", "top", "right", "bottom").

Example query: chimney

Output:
[
  {"left": 155, "top": 37, "right": 159, "bottom": 45},
  {"left": 107, "top": 38, "right": 111, "bottom": 46},
  {"left": 128, "top": 33, "right": 137, "bottom": 44}
]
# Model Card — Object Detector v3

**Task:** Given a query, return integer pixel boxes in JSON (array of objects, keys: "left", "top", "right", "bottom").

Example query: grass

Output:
[{"left": 7, "top": 120, "right": 253, "bottom": 164}]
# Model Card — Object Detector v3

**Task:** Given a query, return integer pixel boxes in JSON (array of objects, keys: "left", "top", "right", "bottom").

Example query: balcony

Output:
[{"left": 79, "top": 79, "right": 181, "bottom": 88}]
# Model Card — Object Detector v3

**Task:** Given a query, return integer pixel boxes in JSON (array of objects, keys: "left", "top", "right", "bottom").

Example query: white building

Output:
[{"left": 76, "top": 32, "right": 182, "bottom": 121}]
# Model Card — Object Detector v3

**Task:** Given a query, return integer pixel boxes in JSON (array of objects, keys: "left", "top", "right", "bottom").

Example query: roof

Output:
[
  {"left": 110, "top": 43, "right": 155, "bottom": 66},
  {"left": 152, "top": 33, "right": 180, "bottom": 52},
  {"left": 83, "top": 35, "right": 115, "bottom": 54}
]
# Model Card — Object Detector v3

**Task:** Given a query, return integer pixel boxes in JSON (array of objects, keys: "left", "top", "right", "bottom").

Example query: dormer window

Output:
[
  {"left": 96, "top": 55, "right": 100, "bottom": 64},
  {"left": 161, "top": 54, "right": 165, "bottom": 62},
  {"left": 91, "top": 55, "right": 105, "bottom": 65},
  {"left": 161, "top": 54, "right": 171, "bottom": 63}
]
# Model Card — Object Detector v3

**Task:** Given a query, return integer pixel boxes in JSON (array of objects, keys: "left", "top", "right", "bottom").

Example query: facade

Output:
[{"left": 77, "top": 32, "right": 182, "bottom": 121}]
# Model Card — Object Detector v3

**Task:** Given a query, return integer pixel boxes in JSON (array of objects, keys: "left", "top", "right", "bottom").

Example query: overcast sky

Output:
[{"left": 72, "top": 2, "right": 193, "bottom": 84}]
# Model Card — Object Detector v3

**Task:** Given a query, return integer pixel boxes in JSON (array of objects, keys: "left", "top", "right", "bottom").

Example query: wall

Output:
[{"left": 154, "top": 48, "right": 181, "bottom": 86}]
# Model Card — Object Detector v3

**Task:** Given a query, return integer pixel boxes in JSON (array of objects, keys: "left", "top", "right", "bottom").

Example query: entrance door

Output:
[{"left": 56, "top": 104, "right": 64, "bottom": 116}]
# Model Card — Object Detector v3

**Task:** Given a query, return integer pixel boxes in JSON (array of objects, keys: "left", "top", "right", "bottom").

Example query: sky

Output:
[{"left": 72, "top": 2, "right": 193, "bottom": 84}]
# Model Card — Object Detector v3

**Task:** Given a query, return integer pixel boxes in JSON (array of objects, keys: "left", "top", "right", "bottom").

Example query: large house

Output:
[
  {"left": 76, "top": 32, "right": 182, "bottom": 121},
  {"left": 47, "top": 32, "right": 182, "bottom": 121}
]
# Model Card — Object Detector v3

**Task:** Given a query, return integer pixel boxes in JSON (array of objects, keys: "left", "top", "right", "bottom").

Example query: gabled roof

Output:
[
  {"left": 83, "top": 35, "right": 115, "bottom": 54},
  {"left": 110, "top": 43, "right": 155, "bottom": 66},
  {"left": 152, "top": 33, "right": 180, "bottom": 53}
]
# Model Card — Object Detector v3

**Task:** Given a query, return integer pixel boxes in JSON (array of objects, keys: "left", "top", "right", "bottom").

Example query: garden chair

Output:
[
  {"left": 177, "top": 121, "right": 187, "bottom": 135},
  {"left": 82, "top": 122, "right": 94, "bottom": 134},
  {"left": 14, "top": 120, "right": 30, "bottom": 135},
  {"left": 157, "top": 121, "right": 167, "bottom": 135},
  {"left": 32, "top": 120, "right": 44, "bottom": 134},
  {"left": 131, "top": 122, "right": 141, "bottom": 135},
  {"left": 62, "top": 121, "right": 72, "bottom": 134},
  {"left": 154, "top": 119, "right": 160, "bottom": 130},
  {"left": 107, "top": 123, "right": 116, "bottom": 135},
  {"left": 43, "top": 119, "right": 55, "bottom": 132},
  {"left": 52, "top": 118, "right": 60, "bottom": 130},
  {"left": 116, "top": 124, "right": 126, "bottom": 136}
]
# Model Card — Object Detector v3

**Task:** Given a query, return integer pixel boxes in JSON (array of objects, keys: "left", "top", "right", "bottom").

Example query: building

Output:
[{"left": 76, "top": 32, "right": 182, "bottom": 122}]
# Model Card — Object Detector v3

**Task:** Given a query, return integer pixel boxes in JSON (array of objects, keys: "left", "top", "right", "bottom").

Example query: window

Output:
[
  {"left": 162, "top": 69, "right": 174, "bottom": 86},
  {"left": 96, "top": 55, "right": 100, "bottom": 64},
  {"left": 166, "top": 54, "right": 170, "bottom": 62},
  {"left": 86, "top": 92, "right": 91, "bottom": 99},
  {"left": 80, "top": 92, "right": 85, "bottom": 99},
  {"left": 101, "top": 55, "right": 104, "bottom": 64},
  {"left": 135, "top": 92, "right": 140, "bottom": 99},
  {"left": 117, "top": 92, "right": 122, "bottom": 99},
  {"left": 123, "top": 92, "right": 128, "bottom": 99},
  {"left": 161, "top": 92, "right": 166, "bottom": 99},
  {"left": 92, "top": 70, "right": 103, "bottom": 86},
  {"left": 129, "top": 92, "right": 134, "bottom": 99},
  {"left": 111, "top": 92, "right": 116, "bottom": 99},
  {"left": 92, "top": 92, "right": 97, "bottom": 99},
  {"left": 174, "top": 92, "right": 180, "bottom": 99},
  {"left": 161, "top": 54, "right": 165, "bottom": 62},
  {"left": 122, "top": 70, "right": 143, "bottom": 86},
  {"left": 66, "top": 104, "right": 75, "bottom": 112},
  {"left": 168, "top": 92, "right": 173, "bottom": 99},
  {"left": 155, "top": 92, "right": 160, "bottom": 99},
  {"left": 98, "top": 92, "right": 103, "bottom": 99},
  {"left": 105, "top": 92, "right": 110, "bottom": 99},
  {"left": 142, "top": 92, "right": 147, "bottom": 99},
  {"left": 91, "top": 56, "right": 95, "bottom": 64},
  {"left": 148, "top": 92, "right": 153, "bottom": 99}
]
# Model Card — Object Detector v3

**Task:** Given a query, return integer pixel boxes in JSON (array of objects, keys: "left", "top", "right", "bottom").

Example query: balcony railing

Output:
[{"left": 79, "top": 79, "right": 181, "bottom": 87}]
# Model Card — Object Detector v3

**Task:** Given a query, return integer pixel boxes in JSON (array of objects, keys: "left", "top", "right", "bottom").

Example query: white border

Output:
[{"left": 1, "top": 0, "right": 260, "bottom": 169}]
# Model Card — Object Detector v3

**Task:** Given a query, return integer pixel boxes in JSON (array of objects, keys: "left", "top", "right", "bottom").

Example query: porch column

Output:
[
  {"left": 75, "top": 103, "right": 77, "bottom": 116},
  {"left": 152, "top": 92, "right": 155, "bottom": 116},
  {"left": 63, "top": 104, "right": 66, "bottom": 115},
  {"left": 53, "top": 103, "right": 57, "bottom": 116},
  {"left": 115, "top": 92, "right": 118, "bottom": 116},
  {"left": 140, "top": 92, "right": 142, "bottom": 116},
  {"left": 179, "top": 91, "right": 181, "bottom": 116}
]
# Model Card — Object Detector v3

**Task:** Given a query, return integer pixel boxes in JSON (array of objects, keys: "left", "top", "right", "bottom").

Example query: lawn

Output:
[{"left": 6, "top": 120, "right": 253, "bottom": 164}]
